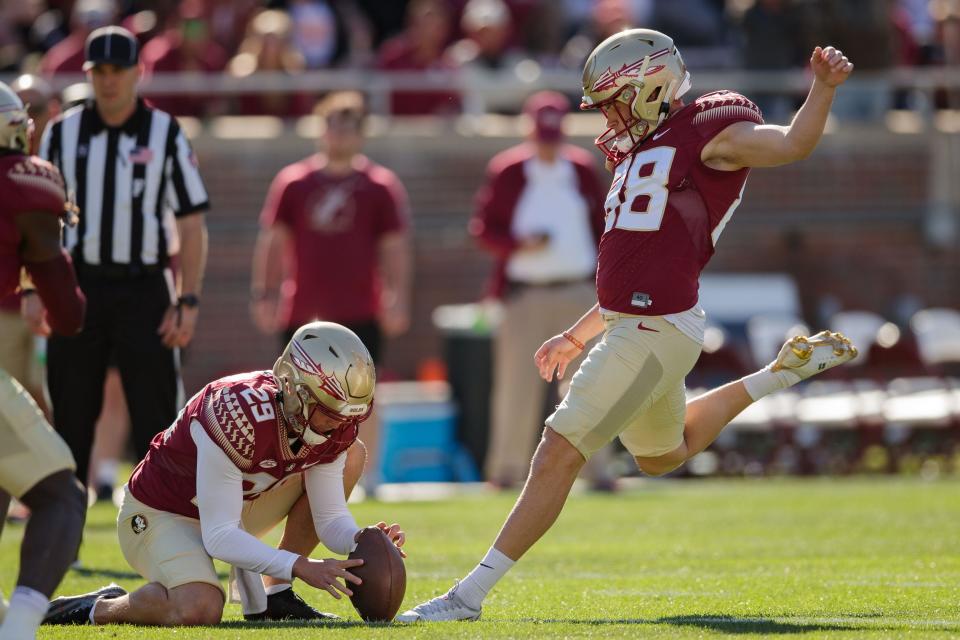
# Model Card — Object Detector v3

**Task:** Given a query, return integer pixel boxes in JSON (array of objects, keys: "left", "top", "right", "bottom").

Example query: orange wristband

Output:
[{"left": 562, "top": 331, "right": 585, "bottom": 351}]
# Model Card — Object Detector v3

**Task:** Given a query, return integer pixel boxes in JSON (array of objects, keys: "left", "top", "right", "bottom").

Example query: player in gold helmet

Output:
[
  {"left": 400, "top": 29, "right": 858, "bottom": 623},
  {"left": 44, "top": 321, "right": 403, "bottom": 629}
]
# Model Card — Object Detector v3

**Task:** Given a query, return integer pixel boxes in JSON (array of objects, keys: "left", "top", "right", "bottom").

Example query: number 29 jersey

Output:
[
  {"left": 128, "top": 370, "right": 358, "bottom": 519},
  {"left": 596, "top": 91, "right": 764, "bottom": 316}
]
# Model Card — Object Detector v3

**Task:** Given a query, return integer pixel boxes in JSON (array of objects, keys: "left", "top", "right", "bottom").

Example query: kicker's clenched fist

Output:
[{"left": 811, "top": 46, "right": 854, "bottom": 88}]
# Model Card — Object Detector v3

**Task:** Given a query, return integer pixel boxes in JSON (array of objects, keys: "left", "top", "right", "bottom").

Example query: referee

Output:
[{"left": 37, "top": 26, "right": 210, "bottom": 487}]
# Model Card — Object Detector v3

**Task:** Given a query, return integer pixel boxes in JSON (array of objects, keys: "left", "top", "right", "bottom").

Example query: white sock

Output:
[
  {"left": 741, "top": 367, "right": 801, "bottom": 402},
  {"left": 456, "top": 547, "right": 515, "bottom": 610},
  {"left": 95, "top": 459, "right": 119, "bottom": 487},
  {"left": 0, "top": 586, "right": 49, "bottom": 640},
  {"left": 264, "top": 583, "right": 292, "bottom": 597}
]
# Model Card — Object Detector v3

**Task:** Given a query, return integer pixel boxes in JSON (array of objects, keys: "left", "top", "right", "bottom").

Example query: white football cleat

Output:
[
  {"left": 771, "top": 331, "right": 858, "bottom": 381},
  {"left": 395, "top": 582, "right": 481, "bottom": 622}
]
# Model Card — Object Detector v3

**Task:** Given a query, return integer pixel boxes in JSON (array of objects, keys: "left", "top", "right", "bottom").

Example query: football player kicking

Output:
[
  {"left": 0, "top": 81, "right": 87, "bottom": 640},
  {"left": 44, "top": 322, "right": 405, "bottom": 627},
  {"left": 399, "top": 29, "right": 858, "bottom": 622}
]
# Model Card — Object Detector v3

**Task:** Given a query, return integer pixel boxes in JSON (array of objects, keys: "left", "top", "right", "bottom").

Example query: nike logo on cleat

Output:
[{"left": 637, "top": 322, "right": 659, "bottom": 332}]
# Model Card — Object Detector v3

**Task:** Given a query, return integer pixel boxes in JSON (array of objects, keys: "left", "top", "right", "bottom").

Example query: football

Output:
[{"left": 347, "top": 526, "right": 406, "bottom": 622}]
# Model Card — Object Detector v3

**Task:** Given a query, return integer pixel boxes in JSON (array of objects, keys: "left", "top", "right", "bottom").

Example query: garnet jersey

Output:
[
  {"left": 0, "top": 153, "right": 67, "bottom": 297},
  {"left": 128, "top": 370, "right": 358, "bottom": 519},
  {"left": 259, "top": 154, "right": 409, "bottom": 326},
  {"left": 596, "top": 91, "right": 764, "bottom": 316}
]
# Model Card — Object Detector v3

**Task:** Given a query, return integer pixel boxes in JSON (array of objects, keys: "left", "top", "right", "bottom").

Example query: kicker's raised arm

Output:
[{"left": 701, "top": 46, "right": 854, "bottom": 171}]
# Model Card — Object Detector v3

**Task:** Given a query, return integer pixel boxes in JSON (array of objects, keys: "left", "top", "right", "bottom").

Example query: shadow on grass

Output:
[
  {"left": 217, "top": 620, "right": 385, "bottom": 630},
  {"left": 71, "top": 565, "right": 229, "bottom": 581},
  {"left": 654, "top": 614, "right": 859, "bottom": 634},
  {"left": 514, "top": 614, "right": 892, "bottom": 634}
]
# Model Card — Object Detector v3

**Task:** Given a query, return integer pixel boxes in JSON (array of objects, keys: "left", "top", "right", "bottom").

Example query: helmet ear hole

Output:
[{"left": 646, "top": 86, "right": 662, "bottom": 103}]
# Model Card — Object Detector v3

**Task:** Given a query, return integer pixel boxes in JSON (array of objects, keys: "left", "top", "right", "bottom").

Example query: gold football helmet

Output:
[
  {"left": 273, "top": 321, "right": 375, "bottom": 445},
  {"left": 580, "top": 29, "right": 691, "bottom": 166},
  {"left": 0, "top": 81, "right": 32, "bottom": 154}
]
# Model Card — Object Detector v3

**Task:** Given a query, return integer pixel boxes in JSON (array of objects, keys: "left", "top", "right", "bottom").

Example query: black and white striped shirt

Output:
[{"left": 40, "top": 99, "right": 209, "bottom": 267}]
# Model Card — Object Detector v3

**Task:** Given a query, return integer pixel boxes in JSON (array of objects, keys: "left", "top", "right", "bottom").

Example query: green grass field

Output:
[{"left": 3, "top": 477, "right": 959, "bottom": 639}]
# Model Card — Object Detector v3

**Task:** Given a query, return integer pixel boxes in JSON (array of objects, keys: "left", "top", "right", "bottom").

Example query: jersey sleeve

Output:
[
  {"left": 691, "top": 91, "right": 764, "bottom": 145},
  {"left": 164, "top": 120, "right": 210, "bottom": 217},
  {"left": 304, "top": 454, "right": 360, "bottom": 555},
  {"left": 192, "top": 420, "right": 299, "bottom": 580},
  {"left": 5, "top": 157, "right": 67, "bottom": 217},
  {"left": 200, "top": 383, "right": 262, "bottom": 471}
]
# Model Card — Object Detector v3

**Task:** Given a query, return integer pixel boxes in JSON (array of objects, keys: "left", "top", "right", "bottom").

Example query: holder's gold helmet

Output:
[
  {"left": 580, "top": 29, "right": 691, "bottom": 167},
  {"left": 0, "top": 81, "right": 32, "bottom": 154},
  {"left": 273, "top": 322, "right": 375, "bottom": 445}
]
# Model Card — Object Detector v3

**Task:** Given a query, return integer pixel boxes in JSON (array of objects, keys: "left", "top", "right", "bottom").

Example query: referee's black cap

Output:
[{"left": 83, "top": 26, "right": 139, "bottom": 71}]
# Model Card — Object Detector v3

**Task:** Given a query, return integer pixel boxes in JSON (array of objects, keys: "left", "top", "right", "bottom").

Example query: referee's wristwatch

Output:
[{"left": 177, "top": 294, "right": 200, "bottom": 309}]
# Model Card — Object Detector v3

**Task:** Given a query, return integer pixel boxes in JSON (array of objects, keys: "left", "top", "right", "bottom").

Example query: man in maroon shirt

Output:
[
  {"left": 0, "top": 81, "right": 86, "bottom": 640},
  {"left": 251, "top": 91, "right": 412, "bottom": 489},
  {"left": 400, "top": 29, "right": 860, "bottom": 622}
]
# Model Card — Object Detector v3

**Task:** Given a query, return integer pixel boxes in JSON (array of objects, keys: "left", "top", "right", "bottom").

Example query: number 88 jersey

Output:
[
  {"left": 596, "top": 91, "right": 763, "bottom": 316},
  {"left": 127, "top": 370, "right": 358, "bottom": 519}
]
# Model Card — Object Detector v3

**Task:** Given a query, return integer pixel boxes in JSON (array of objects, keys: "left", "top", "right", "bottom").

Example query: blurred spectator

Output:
[
  {"left": 287, "top": 0, "right": 344, "bottom": 68},
  {"left": 736, "top": 0, "right": 807, "bottom": 121},
  {"left": 0, "top": 0, "right": 46, "bottom": 71},
  {"left": 121, "top": 8, "right": 165, "bottom": 48},
  {"left": 469, "top": 92, "right": 612, "bottom": 489},
  {"left": 560, "top": 0, "right": 637, "bottom": 69},
  {"left": 250, "top": 91, "right": 413, "bottom": 489},
  {"left": 141, "top": 0, "right": 229, "bottom": 117},
  {"left": 206, "top": 0, "right": 261, "bottom": 56},
  {"left": 803, "top": 0, "right": 896, "bottom": 121},
  {"left": 515, "top": 0, "right": 568, "bottom": 64},
  {"left": 448, "top": 0, "right": 530, "bottom": 113},
  {"left": 39, "top": 0, "right": 116, "bottom": 75},
  {"left": 377, "top": 0, "right": 462, "bottom": 115},
  {"left": 60, "top": 81, "right": 94, "bottom": 110},
  {"left": 353, "top": 0, "right": 410, "bottom": 48},
  {"left": 652, "top": 0, "right": 726, "bottom": 48},
  {"left": 228, "top": 9, "right": 312, "bottom": 117},
  {"left": 448, "top": 0, "right": 514, "bottom": 70}
]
